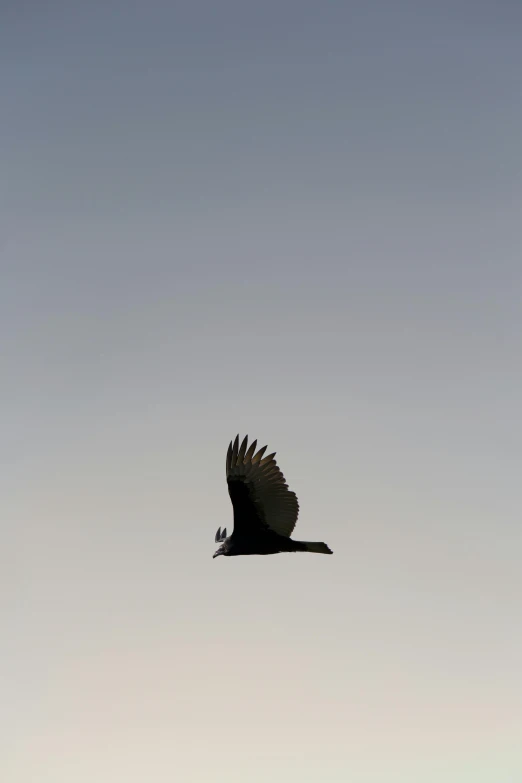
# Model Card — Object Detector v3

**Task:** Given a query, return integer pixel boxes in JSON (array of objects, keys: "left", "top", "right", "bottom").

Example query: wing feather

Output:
[
  {"left": 244, "top": 439, "right": 257, "bottom": 462},
  {"left": 252, "top": 446, "right": 267, "bottom": 464},
  {"left": 231, "top": 435, "right": 239, "bottom": 469},
  {"left": 238, "top": 435, "right": 248, "bottom": 463}
]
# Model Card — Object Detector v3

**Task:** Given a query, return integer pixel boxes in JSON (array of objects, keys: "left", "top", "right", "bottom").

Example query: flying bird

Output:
[{"left": 213, "top": 435, "right": 333, "bottom": 558}]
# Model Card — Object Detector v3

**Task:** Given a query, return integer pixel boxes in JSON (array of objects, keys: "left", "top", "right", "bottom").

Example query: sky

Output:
[{"left": 2, "top": 1, "right": 521, "bottom": 781}]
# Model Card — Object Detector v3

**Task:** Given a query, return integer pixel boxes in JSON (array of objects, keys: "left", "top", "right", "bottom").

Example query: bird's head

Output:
[{"left": 213, "top": 526, "right": 228, "bottom": 558}]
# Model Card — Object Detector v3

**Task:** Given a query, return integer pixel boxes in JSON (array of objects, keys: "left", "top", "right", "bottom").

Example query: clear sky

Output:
[{"left": 2, "top": 2, "right": 521, "bottom": 781}]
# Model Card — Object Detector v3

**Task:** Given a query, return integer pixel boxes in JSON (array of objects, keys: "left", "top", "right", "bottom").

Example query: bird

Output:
[{"left": 213, "top": 435, "right": 333, "bottom": 558}]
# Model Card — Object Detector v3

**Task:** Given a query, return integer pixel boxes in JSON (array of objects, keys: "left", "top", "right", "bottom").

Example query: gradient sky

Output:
[{"left": 2, "top": 2, "right": 521, "bottom": 781}]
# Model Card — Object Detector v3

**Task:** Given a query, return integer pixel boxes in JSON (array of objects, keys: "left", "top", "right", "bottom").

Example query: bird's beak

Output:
[{"left": 213, "top": 552, "right": 221, "bottom": 558}]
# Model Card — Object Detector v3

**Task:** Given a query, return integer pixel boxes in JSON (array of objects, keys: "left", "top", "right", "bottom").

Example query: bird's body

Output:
[{"left": 213, "top": 435, "right": 332, "bottom": 558}]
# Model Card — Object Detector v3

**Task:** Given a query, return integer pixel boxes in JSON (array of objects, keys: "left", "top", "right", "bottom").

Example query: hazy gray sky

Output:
[{"left": 3, "top": 2, "right": 521, "bottom": 781}]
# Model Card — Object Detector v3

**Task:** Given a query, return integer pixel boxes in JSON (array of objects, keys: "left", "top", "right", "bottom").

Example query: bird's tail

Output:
[{"left": 299, "top": 541, "right": 333, "bottom": 555}]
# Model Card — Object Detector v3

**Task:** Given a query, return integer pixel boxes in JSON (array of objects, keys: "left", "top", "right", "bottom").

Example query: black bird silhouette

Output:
[{"left": 213, "top": 435, "right": 333, "bottom": 558}]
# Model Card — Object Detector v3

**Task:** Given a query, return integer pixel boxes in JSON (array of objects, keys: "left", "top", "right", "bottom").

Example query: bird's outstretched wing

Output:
[{"left": 226, "top": 435, "right": 299, "bottom": 538}]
